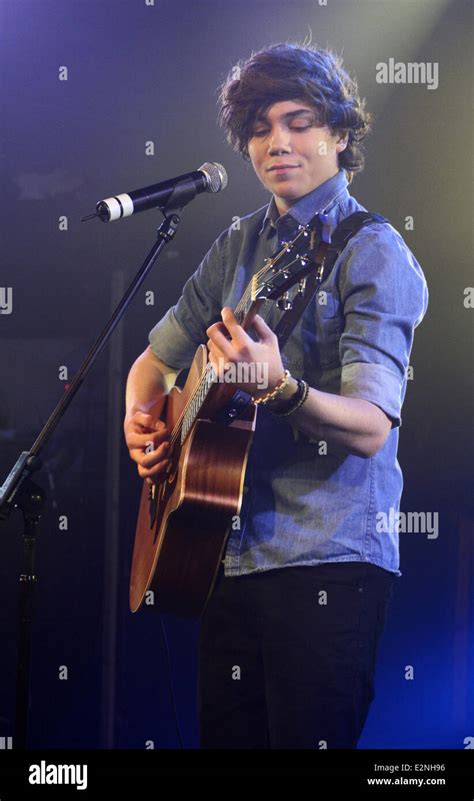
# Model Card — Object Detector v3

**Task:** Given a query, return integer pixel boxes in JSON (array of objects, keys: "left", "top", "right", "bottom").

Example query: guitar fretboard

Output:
[
  {"left": 170, "top": 229, "right": 314, "bottom": 449},
  {"left": 181, "top": 363, "right": 217, "bottom": 444}
]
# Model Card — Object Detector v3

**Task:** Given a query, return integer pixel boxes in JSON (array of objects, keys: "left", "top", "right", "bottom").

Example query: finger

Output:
[
  {"left": 132, "top": 412, "right": 157, "bottom": 430},
  {"left": 130, "top": 441, "right": 170, "bottom": 468},
  {"left": 207, "top": 339, "right": 228, "bottom": 364},
  {"left": 206, "top": 321, "right": 230, "bottom": 338},
  {"left": 137, "top": 457, "right": 170, "bottom": 479},
  {"left": 126, "top": 423, "right": 169, "bottom": 442},
  {"left": 251, "top": 313, "right": 277, "bottom": 343},
  {"left": 153, "top": 418, "right": 168, "bottom": 431},
  {"left": 207, "top": 351, "right": 230, "bottom": 381},
  {"left": 130, "top": 413, "right": 168, "bottom": 434},
  {"left": 206, "top": 328, "right": 235, "bottom": 361},
  {"left": 206, "top": 338, "right": 220, "bottom": 355},
  {"left": 140, "top": 441, "right": 171, "bottom": 468},
  {"left": 126, "top": 429, "right": 169, "bottom": 450},
  {"left": 220, "top": 307, "right": 252, "bottom": 347}
]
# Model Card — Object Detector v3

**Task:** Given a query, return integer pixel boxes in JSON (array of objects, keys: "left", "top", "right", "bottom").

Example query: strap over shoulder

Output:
[
  {"left": 272, "top": 210, "right": 389, "bottom": 351},
  {"left": 318, "top": 211, "right": 389, "bottom": 278}
]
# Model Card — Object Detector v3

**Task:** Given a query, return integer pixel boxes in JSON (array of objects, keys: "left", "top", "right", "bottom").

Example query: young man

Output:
[{"left": 124, "top": 43, "right": 428, "bottom": 749}]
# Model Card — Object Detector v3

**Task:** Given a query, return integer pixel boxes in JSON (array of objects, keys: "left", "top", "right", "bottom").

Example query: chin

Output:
[{"left": 279, "top": 189, "right": 305, "bottom": 204}]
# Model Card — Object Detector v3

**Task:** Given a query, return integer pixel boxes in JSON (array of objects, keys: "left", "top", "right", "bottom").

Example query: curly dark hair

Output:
[{"left": 217, "top": 42, "right": 372, "bottom": 182}]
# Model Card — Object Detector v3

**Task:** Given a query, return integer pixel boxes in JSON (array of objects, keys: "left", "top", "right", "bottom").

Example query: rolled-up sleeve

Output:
[
  {"left": 148, "top": 229, "right": 227, "bottom": 369},
  {"left": 337, "top": 223, "right": 429, "bottom": 427}
]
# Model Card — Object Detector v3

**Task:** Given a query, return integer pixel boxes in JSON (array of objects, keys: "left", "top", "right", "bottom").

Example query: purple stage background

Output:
[{"left": 0, "top": 0, "right": 472, "bottom": 751}]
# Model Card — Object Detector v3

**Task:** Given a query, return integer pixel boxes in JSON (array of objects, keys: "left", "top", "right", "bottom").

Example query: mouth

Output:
[{"left": 267, "top": 165, "right": 299, "bottom": 173}]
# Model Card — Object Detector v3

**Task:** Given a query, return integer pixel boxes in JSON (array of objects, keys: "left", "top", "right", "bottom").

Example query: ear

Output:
[{"left": 335, "top": 130, "right": 349, "bottom": 153}]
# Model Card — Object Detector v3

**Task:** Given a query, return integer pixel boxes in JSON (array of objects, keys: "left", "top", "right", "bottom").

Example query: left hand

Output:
[{"left": 206, "top": 307, "right": 285, "bottom": 399}]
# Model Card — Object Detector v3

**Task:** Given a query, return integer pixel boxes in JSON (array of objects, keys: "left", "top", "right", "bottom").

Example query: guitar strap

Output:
[
  {"left": 216, "top": 210, "right": 388, "bottom": 425},
  {"left": 273, "top": 210, "right": 388, "bottom": 351}
]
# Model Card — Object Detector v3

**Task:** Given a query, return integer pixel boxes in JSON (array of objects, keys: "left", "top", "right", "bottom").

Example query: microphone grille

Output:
[{"left": 199, "top": 162, "right": 228, "bottom": 193}]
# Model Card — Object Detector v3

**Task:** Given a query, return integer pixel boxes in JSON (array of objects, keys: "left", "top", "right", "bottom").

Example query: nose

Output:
[{"left": 268, "top": 125, "right": 291, "bottom": 154}]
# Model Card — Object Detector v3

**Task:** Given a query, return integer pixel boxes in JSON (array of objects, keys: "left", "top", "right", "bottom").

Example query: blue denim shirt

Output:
[{"left": 148, "top": 169, "right": 429, "bottom": 577}]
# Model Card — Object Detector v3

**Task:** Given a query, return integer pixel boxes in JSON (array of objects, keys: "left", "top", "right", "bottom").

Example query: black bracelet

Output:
[{"left": 268, "top": 377, "right": 309, "bottom": 417}]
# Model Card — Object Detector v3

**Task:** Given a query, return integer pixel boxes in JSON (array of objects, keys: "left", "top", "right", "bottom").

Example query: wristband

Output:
[
  {"left": 270, "top": 377, "right": 310, "bottom": 417},
  {"left": 252, "top": 369, "right": 291, "bottom": 405}
]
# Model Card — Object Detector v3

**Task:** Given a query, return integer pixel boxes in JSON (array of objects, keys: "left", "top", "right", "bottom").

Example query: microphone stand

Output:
[{"left": 0, "top": 207, "right": 184, "bottom": 749}]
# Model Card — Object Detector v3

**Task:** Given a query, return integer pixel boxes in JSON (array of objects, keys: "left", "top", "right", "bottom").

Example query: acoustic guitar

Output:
[{"left": 129, "top": 222, "right": 322, "bottom": 618}]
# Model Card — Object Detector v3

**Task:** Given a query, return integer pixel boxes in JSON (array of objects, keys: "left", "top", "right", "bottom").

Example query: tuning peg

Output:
[
  {"left": 297, "top": 277, "right": 307, "bottom": 295},
  {"left": 277, "top": 292, "right": 293, "bottom": 311}
]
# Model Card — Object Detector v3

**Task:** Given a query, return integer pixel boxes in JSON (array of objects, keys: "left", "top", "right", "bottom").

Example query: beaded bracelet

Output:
[
  {"left": 252, "top": 369, "right": 291, "bottom": 405},
  {"left": 270, "top": 378, "right": 310, "bottom": 417}
]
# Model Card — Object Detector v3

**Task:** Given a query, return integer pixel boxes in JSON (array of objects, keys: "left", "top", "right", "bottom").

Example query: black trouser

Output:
[{"left": 198, "top": 561, "right": 395, "bottom": 749}]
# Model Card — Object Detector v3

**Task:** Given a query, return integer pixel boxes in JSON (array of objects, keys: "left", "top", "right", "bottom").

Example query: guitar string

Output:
[
  {"left": 166, "top": 253, "right": 302, "bottom": 449},
  {"left": 166, "top": 229, "right": 312, "bottom": 449},
  {"left": 165, "top": 225, "right": 313, "bottom": 449}
]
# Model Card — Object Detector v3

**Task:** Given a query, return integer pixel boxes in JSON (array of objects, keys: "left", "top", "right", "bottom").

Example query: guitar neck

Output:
[
  {"left": 177, "top": 224, "right": 320, "bottom": 444},
  {"left": 233, "top": 275, "right": 266, "bottom": 331},
  {"left": 178, "top": 288, "right": 265, "bottom": 444}
]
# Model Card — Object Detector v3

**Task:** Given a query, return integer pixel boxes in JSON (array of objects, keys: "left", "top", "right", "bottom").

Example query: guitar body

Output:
[{"left": 129, "top": 344, "right": 257, "bottom": 619}]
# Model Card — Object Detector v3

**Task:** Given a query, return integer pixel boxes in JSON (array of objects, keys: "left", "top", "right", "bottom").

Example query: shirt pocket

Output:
[{"left": 300, "top": 288, "right": 342, "bottom": 371}]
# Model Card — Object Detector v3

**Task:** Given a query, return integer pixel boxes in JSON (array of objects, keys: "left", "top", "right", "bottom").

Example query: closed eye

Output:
[{"left": 252, "top": 124, "right": 312, "bottom": 137}]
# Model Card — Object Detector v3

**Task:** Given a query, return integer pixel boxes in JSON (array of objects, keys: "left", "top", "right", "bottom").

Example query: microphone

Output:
[{"left": 81, "top": 162, "right": 228, "bottom": 222}]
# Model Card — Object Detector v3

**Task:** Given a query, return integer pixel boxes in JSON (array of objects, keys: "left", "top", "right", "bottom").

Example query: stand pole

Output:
[{"left": 0, "top": 211, "right": 183, "bottom": 748}]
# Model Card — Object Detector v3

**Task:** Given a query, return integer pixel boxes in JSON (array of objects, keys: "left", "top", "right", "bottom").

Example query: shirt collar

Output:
[{"left": 257, "top": 168, "right": 349, "bottom": 236}]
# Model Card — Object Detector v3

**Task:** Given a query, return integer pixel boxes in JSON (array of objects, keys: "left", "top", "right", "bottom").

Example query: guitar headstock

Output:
[{"left": 251, "top": 223, "right": 322, "bottom": 308}]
